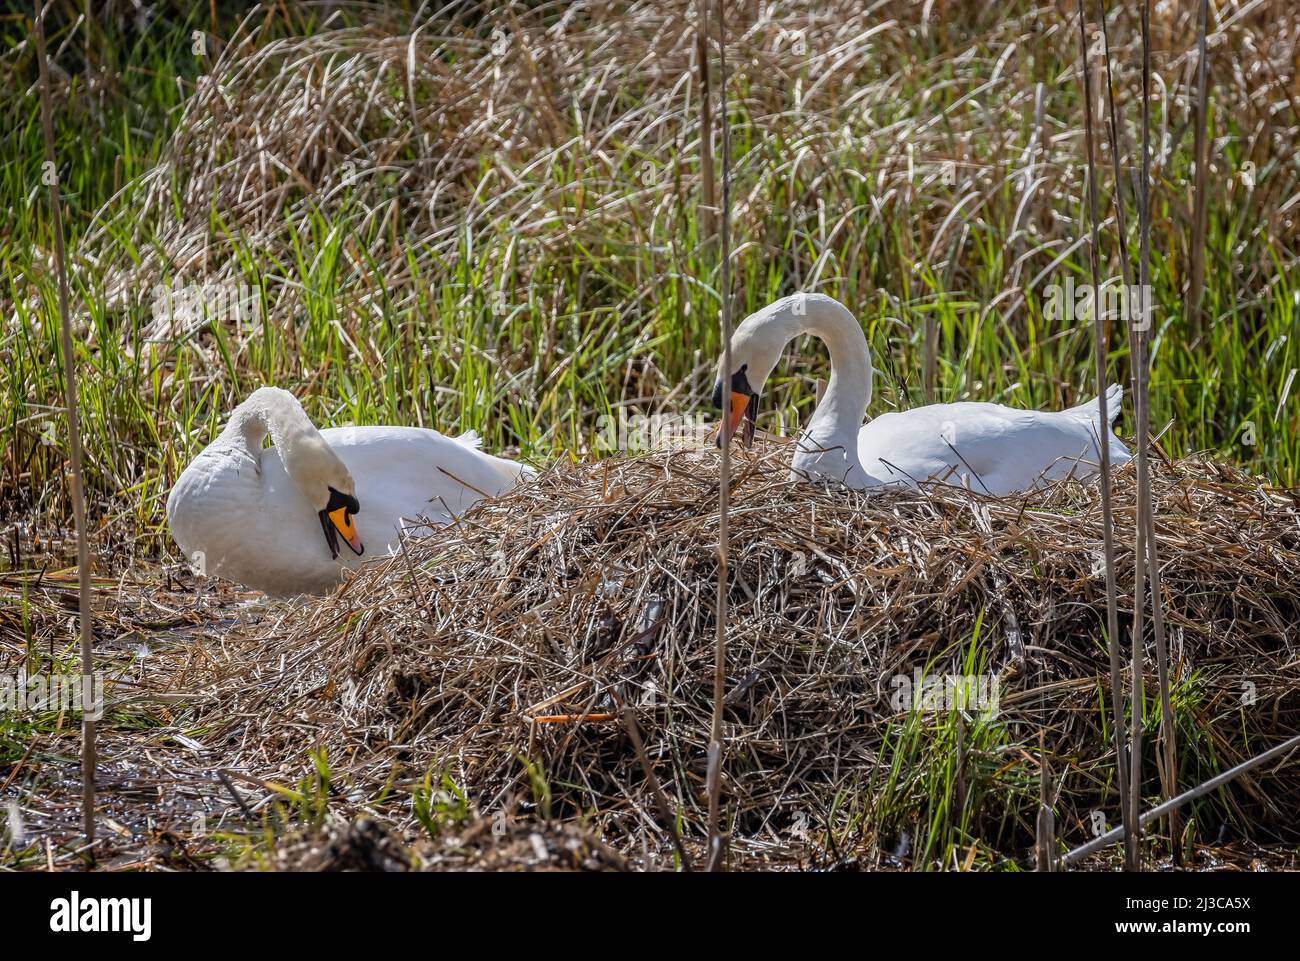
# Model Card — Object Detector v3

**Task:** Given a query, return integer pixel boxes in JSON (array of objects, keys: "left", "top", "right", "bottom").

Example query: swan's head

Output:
[
  {"left": 710, "top": 305, "right": 788, "bottom": 447},
  {"left": 289, "top": 435, "right": 364, "bottom": 560}
]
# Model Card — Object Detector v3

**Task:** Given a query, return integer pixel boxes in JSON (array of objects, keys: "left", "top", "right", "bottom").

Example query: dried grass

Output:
[
  {"left": 82, "top": 0, "right": 1300, "bottom": 349},
  {"left": 266, "top": 816, "right": 630, "bottom": 872},
  {"left": 8, "top": 0, "right": 1300, "bottom": 871},
  {"left": 195, "top": 446, "right": 1300, "bottom": 867}
]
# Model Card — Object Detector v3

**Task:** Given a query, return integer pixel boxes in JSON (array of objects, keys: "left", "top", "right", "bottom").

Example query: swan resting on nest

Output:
[
  {"left": 166, "top": 387, "right": 532, "bottom": 596},
  {"left": 713, "top": 293, "right": 1131, "bottom": 494}
]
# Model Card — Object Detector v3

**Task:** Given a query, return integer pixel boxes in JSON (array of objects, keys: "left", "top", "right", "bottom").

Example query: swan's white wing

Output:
[
  {"left": 320, "top": 425, "right": 529, "bottom": 553},
  {"left": 858, "top": 401, "right": 1124, "bottom": 496}
]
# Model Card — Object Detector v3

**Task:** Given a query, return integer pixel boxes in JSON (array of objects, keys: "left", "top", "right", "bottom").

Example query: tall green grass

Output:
[{"left": 2, "top": 1, "right": 1297, "bottom": 553}]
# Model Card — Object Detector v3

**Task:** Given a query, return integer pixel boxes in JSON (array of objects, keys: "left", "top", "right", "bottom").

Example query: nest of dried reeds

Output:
[
  {"left": 197, "top": 446, "right": 1300, "bottom": 868},
  {"left": 266, "top": 816, "right": 630, "bottom": 873}
]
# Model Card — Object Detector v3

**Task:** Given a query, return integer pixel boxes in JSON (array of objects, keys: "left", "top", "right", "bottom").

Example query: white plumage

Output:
[
  {"left": 716, "top": 294, "right": 1131, "bottom": 493},
  {"left": 166, "top": 387, "right": 531, "bottom": 596},
  {"left": 856, "top": 386, "right": 1129, "bottom": 495}
]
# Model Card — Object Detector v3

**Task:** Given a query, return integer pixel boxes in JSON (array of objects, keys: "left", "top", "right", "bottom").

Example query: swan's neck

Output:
[
  {"left": 800, "top": 304, "right": 873, "bottom": 446},
  {"left": 779, "top": 296, "right": 875, "bottom": 488},
  {"left": 219, "top": 388, "right": 342, "bottom": 510},
  {"left": 222, "top": 387, "right": 317, "bottom": 458}
]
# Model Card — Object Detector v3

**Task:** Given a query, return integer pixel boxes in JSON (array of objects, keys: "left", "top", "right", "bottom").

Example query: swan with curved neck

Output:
[
  {"left": 714, "top": 294, "right": 1131, "bottom": 494},
  {"left": 223, "top": 388, "right": 363, "bottom": 556},
  {"left": 167, "top": 387, "right": 531, "bottom": 596}
]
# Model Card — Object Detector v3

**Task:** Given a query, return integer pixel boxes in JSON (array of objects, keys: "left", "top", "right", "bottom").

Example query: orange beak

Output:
[
  {"left": 715, "top": 390, "right": 758, "bottom": 448},
  {"left": 328, "top": 506, "right": 364, "bottom": 556}
]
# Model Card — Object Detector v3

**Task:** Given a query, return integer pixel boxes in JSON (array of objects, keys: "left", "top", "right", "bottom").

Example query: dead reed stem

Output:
[
  {"left": 705, "top": 0, "right": 732, "bottom": 872},
  {"left": 1076, "top": 0, "right": 1133, "bottom": 870},
  {"left": 696, "top": 1, "right": 716, "bottom": 241},
  {"left": 1143, "top": 0, "right": 1179, "bottom": 863},
  {"left": 33, "top": 0, "right": 96, "bottom": 847},
  {"left": 1188, "top": 0, "right": 1211, "bottom": 330},
  {"left": 1062, "top": 732, "right": 1300, "bottom": 867},
  {"left": 1036, "top": 730, "right": 1054, "bottom": 871},
  {"left": 1128, "top": 0, "right": 1177, "bottom": 871}
]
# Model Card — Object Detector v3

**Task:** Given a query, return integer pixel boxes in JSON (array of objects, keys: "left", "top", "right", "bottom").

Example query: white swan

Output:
[
  {"left": 713, "top": 294, "right": 1131, "bottom": 494},
  {"left": 166, "top": 387, "right": 532, "bottom": 596}
]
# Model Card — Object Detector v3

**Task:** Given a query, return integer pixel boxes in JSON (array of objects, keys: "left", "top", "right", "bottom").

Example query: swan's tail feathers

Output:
[
  {"left": 1075, "top": 383, "right": 1133, "bottom": 466},
  {"left": 453, "top": 429, "right": 483, "bottom": 450},
  {"left": 1109, "top": 435, "right": 1134, "bottom": 467},
  {"left": 1071, "top": 383, "right": 1124, "bottom": 426},
  {"left": 1101, "top": 383, "right": 1124, "bottom": 424},
  {"left": 480, "top": 453, "right": 537, "bottom": 493}
]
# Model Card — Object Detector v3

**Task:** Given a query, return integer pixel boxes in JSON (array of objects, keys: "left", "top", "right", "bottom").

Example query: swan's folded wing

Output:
[
  {"left": 858, "top": 403, "right": 1094, "bottom": 495},
  {"left": 319, "top": 425, "right": 530, "bottom": 552}
]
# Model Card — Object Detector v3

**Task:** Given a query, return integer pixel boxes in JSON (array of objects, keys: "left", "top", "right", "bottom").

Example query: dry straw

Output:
[{"left": 192, "top": 447, "right": 1300, "bottom": 868}]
